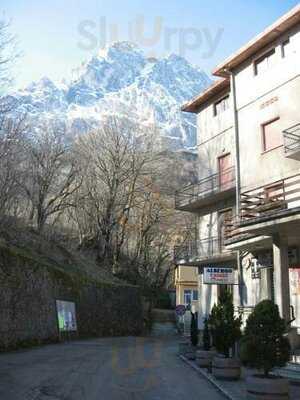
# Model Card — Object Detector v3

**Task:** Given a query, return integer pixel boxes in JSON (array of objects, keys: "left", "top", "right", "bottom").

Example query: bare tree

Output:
[
  {"left": 19, "top": 122, "right": 81, "bottom": 232},
  {"left": 75, "top": 116, "right": 158, "bottom": 266},
  {"left": 0, "top": 17, "right": 19, "bottom": 95},
  {"left": 0, "top": 114, "right": 28, "bottom": 220}
]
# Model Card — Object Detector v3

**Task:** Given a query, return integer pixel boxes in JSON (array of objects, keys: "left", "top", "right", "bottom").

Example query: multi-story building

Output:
[{"left": 175, "top": 4, "right": 300, "bottom": 350}]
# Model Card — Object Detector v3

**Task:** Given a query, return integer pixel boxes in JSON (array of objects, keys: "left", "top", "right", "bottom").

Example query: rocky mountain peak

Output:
[{"left": 9, "top": 41, "right": 211, "bottom": 149}]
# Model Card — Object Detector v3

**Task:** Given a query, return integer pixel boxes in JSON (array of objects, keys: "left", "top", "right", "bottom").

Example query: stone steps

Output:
[{"left": 150, "top": 322, "right": 178, "bottom": 337}]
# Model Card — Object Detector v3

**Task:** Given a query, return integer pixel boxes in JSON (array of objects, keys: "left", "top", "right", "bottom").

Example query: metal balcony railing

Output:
[
  {"left": 175, "top": 166, "right": 236, "bottom": 209},
  {"left": 283, "top": 123, "right": 300, "bottom": 154},
  {"left": 239, "top": 173, "right": 300, "bottom": 223},
  {"left": 174, "top": 237, "right": 226, "bottom": 264},
  {"left": 224, "top": 172, "right": 300, "bottom": 243}
]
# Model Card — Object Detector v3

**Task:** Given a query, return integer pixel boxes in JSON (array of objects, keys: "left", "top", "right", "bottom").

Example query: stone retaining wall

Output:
[{"left": 0, "top": 245, "right": 143, "bottom": 351}]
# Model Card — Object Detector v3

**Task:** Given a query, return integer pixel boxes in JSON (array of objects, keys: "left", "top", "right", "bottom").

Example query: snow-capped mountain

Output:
[{"left": 10, "top": 42, "right": 211, "bottom": 149}]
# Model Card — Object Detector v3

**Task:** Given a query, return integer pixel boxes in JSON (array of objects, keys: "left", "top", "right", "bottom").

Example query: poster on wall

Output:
[
  {"left": 290, "top": 268, "right": 300, "bottom": 296},
  {"left": 203, "top": 267, "right": 235, "bottom": 285},
  {"left": 56, "top": 300, "right": 78, "bottom": 332}
]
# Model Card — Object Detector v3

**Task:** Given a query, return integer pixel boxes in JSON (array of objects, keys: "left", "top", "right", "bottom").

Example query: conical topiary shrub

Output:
[
  {"left": 240, "top": 299, "right": 290, "bottom": 377},
  {"left": 209, "top": 290, "right": 242, "bottom": 357},
  {"left": 203, "top": 317, "right": 211, "bottom": 351},
  {"left": 190, "top": 311, "right": 198, "bottom": 347}
]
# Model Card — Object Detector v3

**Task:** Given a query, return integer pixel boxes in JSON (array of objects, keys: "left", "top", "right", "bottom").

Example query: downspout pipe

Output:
[
  {"left": 227, "top": 69, "right": 244, "bottom": 307},
  {"left": 228, "top": 70, "right": 241, "bottom": 215}
]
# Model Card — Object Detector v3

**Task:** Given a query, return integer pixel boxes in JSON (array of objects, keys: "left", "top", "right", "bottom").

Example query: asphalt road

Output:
[{"left": 0, "top": 337, "right": 225, "bottom": 400}]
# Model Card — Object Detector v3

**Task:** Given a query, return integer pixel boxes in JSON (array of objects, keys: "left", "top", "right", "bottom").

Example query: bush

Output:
[
  {"left": 240, "top": 300, "right": 290, "bottom": 377},
  {"left": 203, "top": 317, "right": 211, "bottom": 351},
  {"left": 209, "top": 290, "right": 241, "bottom": 357},
  {"left": 190, "top": 312, "right": 198, "bottom": 347}
]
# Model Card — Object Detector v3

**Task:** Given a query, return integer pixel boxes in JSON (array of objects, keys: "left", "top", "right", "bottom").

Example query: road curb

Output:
[{"left": 179, "top": 355, "right": 238, "bottom": 400}]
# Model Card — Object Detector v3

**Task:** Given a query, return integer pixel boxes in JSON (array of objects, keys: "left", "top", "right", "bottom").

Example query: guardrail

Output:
[
  {"left": 174, "top": 237, "right": 225, "bottom": 263},
  {"left": 283, "top": 123, "right": 300, "bottom": 154},
  {"left": 175, "top": 166, "right": 235, "bottom": 209}
]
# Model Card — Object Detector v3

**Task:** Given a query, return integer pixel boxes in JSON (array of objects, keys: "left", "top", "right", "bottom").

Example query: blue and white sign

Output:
[{"left": 203, "top": 267, "right": 235, "bottom": 285}]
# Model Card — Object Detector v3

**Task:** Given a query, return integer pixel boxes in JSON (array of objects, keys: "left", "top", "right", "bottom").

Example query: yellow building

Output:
[{"left": 175, "top": 265, "right": 199, "bottom": 309}]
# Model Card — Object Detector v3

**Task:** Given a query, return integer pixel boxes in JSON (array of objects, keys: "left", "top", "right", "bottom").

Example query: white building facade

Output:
[{"left": 175, "top": 5, "right": 300, "bottom": 350}]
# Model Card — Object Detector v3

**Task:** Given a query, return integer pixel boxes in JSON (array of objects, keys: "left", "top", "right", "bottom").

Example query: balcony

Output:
[
  {"left": 225, "top": 172, "right": 300, "bottom": 243},
  {"left": 175, "top": 167, "right": 236, "bottom": 212},
  {"left": 174, "top": 237, "right": 236, "bottom": 266},
  {"left": 283, "top": 123, "right": 300, "bottom": 160}
]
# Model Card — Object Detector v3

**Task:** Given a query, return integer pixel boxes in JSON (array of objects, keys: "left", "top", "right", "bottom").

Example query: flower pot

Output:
[
  {"left": 246, "top": 375, "right": 289, "bottom": 400},
  {"left": 178, "top": 341, "right": 190, "bottom": 355},
  {"left": 196, "top": 350, "right": 217, "bottom": 368},
  {"left": 212, "top": 356, "right": 241, "bottom": 380}
]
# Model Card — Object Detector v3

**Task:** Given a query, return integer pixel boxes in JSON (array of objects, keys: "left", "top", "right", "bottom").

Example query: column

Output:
[{"left": 272, "top": 233, "right": 290, "bottom": 321}]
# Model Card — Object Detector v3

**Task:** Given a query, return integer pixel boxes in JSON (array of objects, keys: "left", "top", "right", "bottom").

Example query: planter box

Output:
[
  {"left": 185, "top": 346, "right": 196, "bottom": 360},
  {"left": 196, "top": 350, "right": 217, "bottom": 368},
  {"left": 246, "top": 375, "right": 289, "bottom": 400},
  {"left": 212, "top": 356, "right": 241, "bottom": 380},
  {"left": 178, "top": 341, "right": 190, "bottom": 355}
]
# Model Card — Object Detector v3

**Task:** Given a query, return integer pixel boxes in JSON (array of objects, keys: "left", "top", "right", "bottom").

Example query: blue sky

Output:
[{"left": 2, "top": 0, "right": 299, "bottom": 88}]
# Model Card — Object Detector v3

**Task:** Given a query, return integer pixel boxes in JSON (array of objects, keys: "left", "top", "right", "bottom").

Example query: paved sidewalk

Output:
[{"left": 180, "top": 355, "right": 300, "bottom": 400}]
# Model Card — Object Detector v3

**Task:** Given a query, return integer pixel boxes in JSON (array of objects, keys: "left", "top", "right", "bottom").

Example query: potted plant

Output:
[
  {"left": 240, "top": 300, "right": 290, "bottom": 399},
  {"left": 209, "top": 290, "right": 242, "bottom": 380},
  {"left": 185, "top": 311, "right": 198, "bottom": 360},
  {"left": 196, "top": 317, "right": 217, "bottom": 368}
]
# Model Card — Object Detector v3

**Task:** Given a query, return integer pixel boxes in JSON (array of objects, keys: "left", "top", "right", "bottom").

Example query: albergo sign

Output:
[{"left": 203, "top": 267, "right": 235, "bottom": 285}]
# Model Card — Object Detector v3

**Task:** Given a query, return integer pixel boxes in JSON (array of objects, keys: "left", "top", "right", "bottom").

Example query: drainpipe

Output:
[
  {"left": 228, "top": 70, "right": 241, "bottom": 215},
  {"left": 227, "top": 69, "right": 244, "bottom": 307}
]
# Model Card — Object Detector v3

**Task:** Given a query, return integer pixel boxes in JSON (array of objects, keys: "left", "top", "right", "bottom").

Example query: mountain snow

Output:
[{"left": 10, "top": 42, "right": 211, "bottom": 149}]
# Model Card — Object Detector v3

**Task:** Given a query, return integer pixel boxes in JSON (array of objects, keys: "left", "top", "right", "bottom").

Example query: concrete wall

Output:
[
  {"left": 0, "top": 245, "right": 143, "bottom": 351},
  {"left": 235, "top": 24, "right": 300, "bottom": 190},
  {"left": 197, "top": 89, "right": 234, "bottom": 179}
]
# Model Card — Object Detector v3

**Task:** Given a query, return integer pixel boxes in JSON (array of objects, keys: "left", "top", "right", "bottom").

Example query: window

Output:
[
  {"left": 254, "top": 49, "right": 275, "bottom": 75},
  {"left": 183, "top": 290, "right": 192, "bottom": 305},
  {"left": 264, "top": 182, "right": 284, "bottom": 202},
  {"left": 213, "top": 95, "right": 230, "bottom": 116},
  {"left": 262, "top": 118, "right": 282, "bottom": 152},
  {"left": 282, "top": 39, "right": 292, "bottom": 58},
  {"left": 192, "top": 290, "right": 198, "bottom": 301}
]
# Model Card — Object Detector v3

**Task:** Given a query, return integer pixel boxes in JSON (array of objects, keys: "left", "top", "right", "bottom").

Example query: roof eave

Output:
[
  {"left": 213, "top": 4, "right": 300, "bottom": 77},
  {"left": 181, "top": 79, "right": 230, "bottom": 113}
]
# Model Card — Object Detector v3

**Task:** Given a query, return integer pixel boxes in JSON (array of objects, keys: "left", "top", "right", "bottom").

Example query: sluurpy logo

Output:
[
  {"left": 110, "top": 338, "right": 163, "bottom": 393},
  {"left": 77, "top": 15, "right": 224, "bottom": 58}
]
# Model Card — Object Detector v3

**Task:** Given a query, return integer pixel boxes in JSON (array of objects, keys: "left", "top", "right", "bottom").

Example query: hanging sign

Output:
[{"left": 203, "top": 267, "right": 235, "bottom": 285}]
